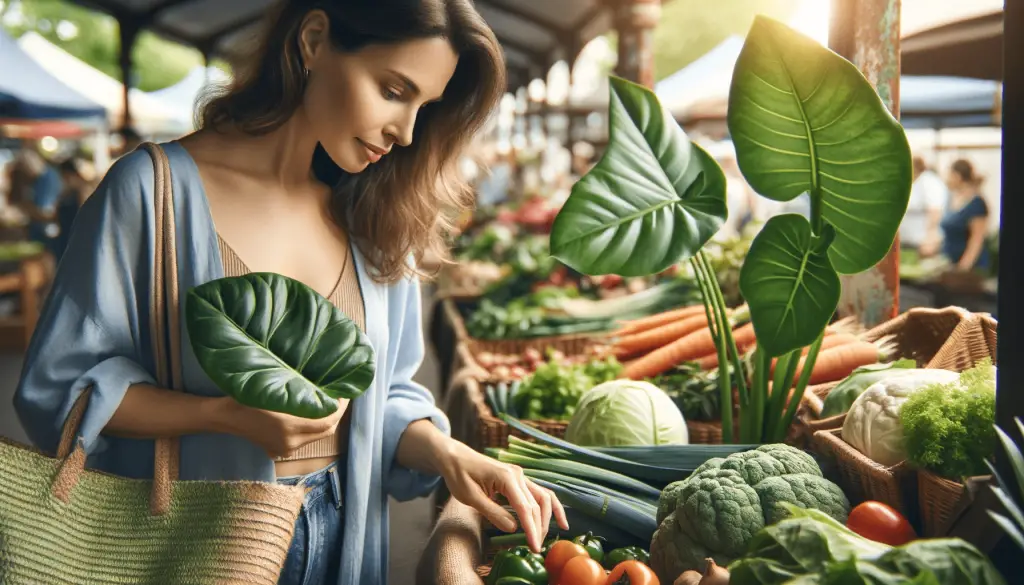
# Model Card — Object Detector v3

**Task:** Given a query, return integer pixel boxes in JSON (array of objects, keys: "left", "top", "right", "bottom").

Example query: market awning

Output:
[
  {"left": 69, "top": 0, "right": 613, "bottom": 91},
  {"left": 901, "top": 10, "right": 1003, "bottom": 81},
  {"left": 0, "top": 29, "right": 106, "bottom": 120}
]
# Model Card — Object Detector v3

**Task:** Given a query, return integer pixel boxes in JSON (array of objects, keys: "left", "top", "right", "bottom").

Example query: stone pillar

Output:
[
  {"left": 613, "top": 0, "right": 661, "bottom": 88},
  {"left": 829, "top": 0, "right": 902, "bottom": 326}
]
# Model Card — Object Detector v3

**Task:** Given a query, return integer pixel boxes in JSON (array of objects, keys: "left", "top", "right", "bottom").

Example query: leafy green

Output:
[
  {"left": 550, "top": 77, "right": 728, "bottom": 277},
  {"left": 738, "top": 216, "right": 841, "bottom": 357},
  {"left": 820, "top": 359, "right": 918, "bottom": 418},
  {"left": 900, "top": 360, "right": 998, "bottom": 478},
  {"left": 186, "top": 273, "right": 376, "bottom": 418},
  {"left": 728, "top": 505, "right": 1006, "bottom": 585},
  {"left": 728, "top": 16, "right": 912, "bottom": 275},
  {"left": 565, "top": 380, "right": 688, "bottom": 447},
  {"left": 510, "top": 356, "right": 623, "bottom": 421}
]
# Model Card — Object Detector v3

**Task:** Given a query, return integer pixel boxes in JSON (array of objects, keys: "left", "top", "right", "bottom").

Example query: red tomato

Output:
[
  {"left": 560, "top": 555, "right": 606, "bottom": 585},
  {"left": 847, "top": 501, "right": 917, "bottom": 546},
  {"left": 545, "top": 540, "right": 589, "bottom": 584},
  {"left": 605, "top": 560, "right": 659, "bottom": 585}
]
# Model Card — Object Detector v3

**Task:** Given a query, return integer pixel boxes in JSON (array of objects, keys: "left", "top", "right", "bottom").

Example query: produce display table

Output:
[{"left": 0, "top": 250, "right": 49, "bottom": 352}]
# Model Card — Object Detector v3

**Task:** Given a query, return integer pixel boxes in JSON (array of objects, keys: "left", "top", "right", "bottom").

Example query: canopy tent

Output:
[
  {"left": 16, "top": 32, "right": 191, "bottom": 137},
  {"left": 900, "top": 76, "right": 1002, "bottom": 129},
  {"left": 0, "top": 29, "right": 105, "bottom": 120},
  {"left": 902, "top": 10, "right": 1003, "bottom": 81},
  {"left": 67, "top": 0, "right": 615, "bottom": 92},
  {"left": 147, "top": 65, "right": 232, "bottom": 130}
]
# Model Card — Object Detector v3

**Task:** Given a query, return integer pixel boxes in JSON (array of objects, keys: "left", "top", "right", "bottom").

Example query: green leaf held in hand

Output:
[
  {"left": 550, "top": 76, "right": 728, "bottom": 277},
  {"left": 728, "top": 16, "right": 912, "bottom": 274},
  {"left": 186, "top": 273, "right": 376, "bottom": 419},
  {"left": 739, "top": 214, "right": 841, "bottom": 356}
]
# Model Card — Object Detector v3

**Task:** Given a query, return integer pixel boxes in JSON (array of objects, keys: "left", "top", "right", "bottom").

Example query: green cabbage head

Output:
[
  {"left": 565, "top": 380, "right": 688, "bottom": 446},
  {"left": 650, "top": 444, "right": 850, "bottom": 582}
]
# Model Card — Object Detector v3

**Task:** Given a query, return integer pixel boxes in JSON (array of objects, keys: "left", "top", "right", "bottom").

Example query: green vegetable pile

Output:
[
  {"left": 511, "top": 357, "right": 622, "bottom": 421},
  {"left": 900, "top": 359, "right": 997, "bottom": 479},
  {"left": 650, "top": 361, "right": 749, "bottom": 422},
  {"left": 650, "top": 444, "right": 850, "bottom": 580},
  {"left": 728, "top": 505, "right": 1005, "bottom": 585},
  {"left": 820, "top": 359, "right": 917, "bottom": 418}
]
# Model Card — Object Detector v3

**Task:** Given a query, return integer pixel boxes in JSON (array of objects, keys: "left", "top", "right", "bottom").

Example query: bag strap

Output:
[
  {"left": 144, "top": 142, "right": 184, "bottom": 515},
  {"left": 51, "top": 143, "right": 183, "bottom": 516}
]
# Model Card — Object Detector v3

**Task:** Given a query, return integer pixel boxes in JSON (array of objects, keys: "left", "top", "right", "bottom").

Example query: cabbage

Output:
[{"left": 565, "top": 380, "right": 689, "bottom": 446}]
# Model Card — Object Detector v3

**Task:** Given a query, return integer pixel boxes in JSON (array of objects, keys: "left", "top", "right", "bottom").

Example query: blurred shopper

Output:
[
  {"left": 9, "top": 147, "right": 63, "bottom": 260},
  {"left": 904, "top": 156, "right": 948, "bottom": 256},
  {"left": 476, "top": 142, "right": 516, "bottom": 207},
  {"left": 50, "top": 157, "right": 89, "bottom": 262},
  {"left": 939, "top": 159, "right": 990, "bottom": 271},
  {"left": 13, "top": 2, "right": 564, "bottom": 585}
]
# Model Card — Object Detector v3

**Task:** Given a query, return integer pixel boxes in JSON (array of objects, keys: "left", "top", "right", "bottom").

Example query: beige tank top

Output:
[{"left": 216, "top": 234, "right": 366, "bottom": 461}]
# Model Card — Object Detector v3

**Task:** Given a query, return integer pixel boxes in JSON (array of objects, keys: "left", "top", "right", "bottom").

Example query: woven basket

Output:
[
  {"left": 466, "top": 332, "right": 609, "bottom": 360},
  {"left": 687, "top": 420, "right": 724, "bottom": 444},
  {"left": 812, "top": 428, "right": 917, "bottom": 518},
  {"left": 917, "top": 470, "right": 985, "bottom": 538},
  {"left": 798, "top": 306, "right": 973, "bottom": 435},
  {"left": 450, "top": 375, "right": 569, "bottom": 450}
]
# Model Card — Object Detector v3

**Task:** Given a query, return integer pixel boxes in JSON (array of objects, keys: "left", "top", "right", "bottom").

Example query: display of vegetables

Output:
[
  {"left": 841, "top": 369, "right": 960, "bottom": 467},
  {"left": 565, "top": 381, "right": 688, "bottom": 447},
  {"left": 650, "top": 445, "right": 850, "bottom": 581},
  {"left": 488, "top": 546, "right": 548, "bottom": 585},
  {"left": 900, "top": 359, "right": 998, "bottom": 478},
  {"left": 727, "top": 505, "right": 1005, "bottom": 585},
  {"left": 486, "top": 356, "right": 623, "bottom": 421}
]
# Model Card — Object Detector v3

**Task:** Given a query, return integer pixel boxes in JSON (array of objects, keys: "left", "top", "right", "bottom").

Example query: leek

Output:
[
  {"left": 591, "top": 444, "right": 756, "bottom": 467},
  {"left": 522, "top": 469, "right": 659, "bottom": 514},
  {"left": 492, "top": 450, "right": 662, "bottom": 499},
  {"left": 528, "top": 478, "right": 658, "bottom": 542}
]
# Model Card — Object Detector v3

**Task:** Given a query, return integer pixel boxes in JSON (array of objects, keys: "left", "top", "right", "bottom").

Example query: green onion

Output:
[
  {"left": 528, "top": 478, "right": 657, "bottom": 542},
  {"left": 493, "top": 450, "right": 662, "bottom": 499}
]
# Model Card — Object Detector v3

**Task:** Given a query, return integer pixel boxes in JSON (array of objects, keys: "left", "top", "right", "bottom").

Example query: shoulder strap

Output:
[{"left": 140, "top": 142, "right": 183, "bottom": 515}]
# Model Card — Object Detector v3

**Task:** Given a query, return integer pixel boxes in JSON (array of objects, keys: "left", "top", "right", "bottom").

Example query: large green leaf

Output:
[
  {"left": 739, "top": 214, "right": 841, "bottom": 356},
  {"left": 550, "top": 76, "right": 727, "bottom": 277},
  {"left": 186, "top": 273, "right": 375, "bottom": 418},
  {"left": 727, "top": 16, "right": 912, "bottom": 275}
]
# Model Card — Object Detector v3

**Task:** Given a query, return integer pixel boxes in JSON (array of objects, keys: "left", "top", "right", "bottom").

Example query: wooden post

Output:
[
  {"left": 613, "top": 0, "right": 661, "bottom": 88},
  {"left": 829, "top": 0, "right": 902, "bottom": 327},
  {"left": 118, "top": 18, "right": 140, "bottom": 132}
]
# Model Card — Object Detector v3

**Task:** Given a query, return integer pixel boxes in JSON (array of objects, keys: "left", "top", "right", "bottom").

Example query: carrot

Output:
[
  {"left": 797, "top": 340, "right": 885, "bottom": 386},
  {"left": 615, "top": 305, "right": 707, "bottom": 335},
  {"left": 623, "top": 327, "right": 719, "bottom": 379},
  {"left": 614, "top": 313, "right": 713, "bottom": 358},
  {"left": 694, "top": 322, "right": 758, "bottom": 370},
  {"left": 767, "top": 333, "right": 861, "bottom": 375}
]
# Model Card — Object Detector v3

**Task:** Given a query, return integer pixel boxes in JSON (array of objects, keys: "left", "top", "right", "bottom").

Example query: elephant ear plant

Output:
[
  {"left": 186, "top": 272, "right": 376, "bottom": 419},
  {"left": 550, "top": 16, "right": 912, "bottom": 443}
]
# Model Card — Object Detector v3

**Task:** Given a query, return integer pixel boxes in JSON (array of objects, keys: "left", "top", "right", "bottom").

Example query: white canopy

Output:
[{"left": 16, "top": 32, "right": 191, "bottom": 137}]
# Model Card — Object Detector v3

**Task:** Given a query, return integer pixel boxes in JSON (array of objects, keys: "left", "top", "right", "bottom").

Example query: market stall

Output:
[{"left": 424, "top": 9, "right": 1010, "bottom": 584}]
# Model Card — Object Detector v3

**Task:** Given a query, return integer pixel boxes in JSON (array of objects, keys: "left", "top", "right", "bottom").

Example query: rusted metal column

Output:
[
  {"left": 829, "top": 0, "right": 902, "bottom": 326},
  {"left": 613, "top": 0, "right": 661, "bottom": 88}
]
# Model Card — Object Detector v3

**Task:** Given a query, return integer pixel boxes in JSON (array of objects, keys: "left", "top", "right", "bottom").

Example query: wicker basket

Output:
[
  {"left": 812, "top": 428, "right": 918, "bottom": 518},
  {"left": 466, "top": 332, "right": 610, "bottom": 360},
  {"left": 687, "top": 420, "right": 724, "bottom": 444},
  {"left": 798, "top": 306, "right": 973, "bottom": 435},
  {"left": 917, "top": 469, "right": 985, "bottom": 538},
  {"left": 466, "top": 376, "right": 569, "bottom": 450}
]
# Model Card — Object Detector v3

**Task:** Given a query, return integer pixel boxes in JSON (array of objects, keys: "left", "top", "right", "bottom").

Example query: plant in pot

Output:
[
  {"left": 549, "top": 16, "right": 912, "bottom": 445},
  {"left": 185, "top": 272, "right": 376, "bottom": 418}
]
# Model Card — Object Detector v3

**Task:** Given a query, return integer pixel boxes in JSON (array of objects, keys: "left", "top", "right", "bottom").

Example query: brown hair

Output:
[
  {"left": 950, "top": 158, "right": 982, "bottom": 187},
  {"left": 199, "top": 0, "right": 505, "bottom": 282}
]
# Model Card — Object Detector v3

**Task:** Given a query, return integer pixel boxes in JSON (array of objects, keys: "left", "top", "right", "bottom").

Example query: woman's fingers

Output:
[
  {"left": 499, "top": 466, "right": 541, "bottom": 552},
  {"left": 528, "top": 480, "right": 568, "bottom": 532},
  {"left": 518, "top": 474, "right": 546, "bottom": 546},
  {"left": 464, "top": 483, "right": 518, "bottom": 533}
]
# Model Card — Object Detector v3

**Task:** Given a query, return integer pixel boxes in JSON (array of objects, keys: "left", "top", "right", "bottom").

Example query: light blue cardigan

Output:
[{"left": 13, "top": 141, "right": 450, "bottom": 584}]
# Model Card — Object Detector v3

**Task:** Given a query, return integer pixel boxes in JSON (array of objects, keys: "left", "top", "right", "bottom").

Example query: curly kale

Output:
[{"left": 900, "top": 360, "right": 997, "bottom": 479}]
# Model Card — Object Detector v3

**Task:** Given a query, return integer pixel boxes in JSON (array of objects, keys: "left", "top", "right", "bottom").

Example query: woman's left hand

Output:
[{"left": 438, "top": 439, "right": 569, "bottom": 552}]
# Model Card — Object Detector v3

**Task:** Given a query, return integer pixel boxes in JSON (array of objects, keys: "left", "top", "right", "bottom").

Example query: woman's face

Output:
[
  {"left": 303, "top": 28, "right": 459, "bottom": 173},
  {"left": 946, "top": 169, "right": 965, "bottom": 190}
]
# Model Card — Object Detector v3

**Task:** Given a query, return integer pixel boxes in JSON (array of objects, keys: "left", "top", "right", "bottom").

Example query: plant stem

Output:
[
  {"left": 775, "top": 331, "right": 824, "bottom": 441},
  {"left": 810, "top": 186, "right": 824, "bottom": 235},
  {"left": 766, "top": 349, "right": 800, "bottom": 442},
  {"left": 750, "top": 347, "right": 771, "bottom": 443},
  {"left": 489, "top": 533, "right": 528, "bottom": 546},
  {"left": 690, "top": 256, "right": 733, "bottom": 442},
  {"left": 699, "top": 251, "right": 749, "bottom": 407}
]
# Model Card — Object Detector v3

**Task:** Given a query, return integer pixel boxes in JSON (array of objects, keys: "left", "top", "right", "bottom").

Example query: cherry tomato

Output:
[
  {"left": 605, "top": 560, "right": 659, "bottom": 585},
  {"left": 545, "top": 540, "right": 589, "bottom": 584},
  {"left": 559, "top": 555, "right": 606, "bottom": 585},
  {"left": 847, "top": 501, "right": 917, "bottom": 546}
]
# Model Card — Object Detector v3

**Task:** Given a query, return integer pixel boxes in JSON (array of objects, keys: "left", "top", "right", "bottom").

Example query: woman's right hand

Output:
[{"left": 210, "top": 396, "right": 346, "bottom": 459}]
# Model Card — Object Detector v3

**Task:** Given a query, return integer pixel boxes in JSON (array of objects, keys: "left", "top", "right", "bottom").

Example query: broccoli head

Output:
[{"left": 650, "top": 444, "right": 850, "bottom": 583}]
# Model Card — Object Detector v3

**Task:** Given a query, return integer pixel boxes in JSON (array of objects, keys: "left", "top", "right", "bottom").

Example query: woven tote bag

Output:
[{"left": 0, "top": 143, "right": 306, "bottom": 584}]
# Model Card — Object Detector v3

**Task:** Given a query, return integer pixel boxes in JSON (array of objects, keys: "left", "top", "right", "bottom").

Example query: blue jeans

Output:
[{"left": 276, "top": 462, "right": 345, "bottom": 585}]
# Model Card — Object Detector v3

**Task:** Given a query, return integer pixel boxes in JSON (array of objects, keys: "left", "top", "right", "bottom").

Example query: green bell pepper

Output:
[
  {"left": 493, "top": 579, "right": 534, "bottom": 585},
  {"left": 487, "top": 546, "right": 547, "bottom": 585},
  {"left": 572, "top": 531, "right": 606, "bottom": 564},
  {"left": 603, "top": 546, "right": 650, "bottom": 569}
]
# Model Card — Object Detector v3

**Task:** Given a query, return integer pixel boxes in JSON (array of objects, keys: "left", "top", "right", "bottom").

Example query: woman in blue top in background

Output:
[
  {"left": 941, "top": 159, "right": 991, "bottom": 272},
  {"left": 13, "top": 1, "right": 566, "bottom": 584}
]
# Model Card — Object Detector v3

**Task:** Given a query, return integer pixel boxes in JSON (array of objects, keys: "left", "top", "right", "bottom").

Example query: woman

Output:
[
  {"left": 13, "top": 2, "right": 566, "bottom": 584},
  {"left": 940, "top": 159, "right": 990, "bottom": 271}
]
